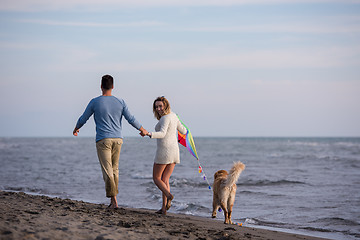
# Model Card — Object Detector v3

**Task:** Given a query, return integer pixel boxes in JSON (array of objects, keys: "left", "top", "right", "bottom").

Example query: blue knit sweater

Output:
[{"left": 76, "top": 96, "right": 142, "bottom": 142}]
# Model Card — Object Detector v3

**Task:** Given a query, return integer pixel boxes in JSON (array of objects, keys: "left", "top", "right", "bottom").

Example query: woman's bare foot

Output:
[
  {"left": 166, "top": 194, "right": 174, "bottom": 210},
  {"left": 155, "top": 209, "right": 166, "bottom": 215}
]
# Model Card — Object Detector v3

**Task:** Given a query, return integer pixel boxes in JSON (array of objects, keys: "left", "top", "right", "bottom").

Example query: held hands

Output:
[{"left": 139, "top": 127, "right": 149, "bottom": 137}]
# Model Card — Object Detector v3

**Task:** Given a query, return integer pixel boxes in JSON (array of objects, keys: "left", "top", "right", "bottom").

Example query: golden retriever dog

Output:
[{"left": 211, "top": 161, "right": 245, "bottom": 224}]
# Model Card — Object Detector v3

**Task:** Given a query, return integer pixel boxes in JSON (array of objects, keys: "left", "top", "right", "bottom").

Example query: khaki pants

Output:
[{"left": 96, "top": 138, "right": 123, "bottom": 197}]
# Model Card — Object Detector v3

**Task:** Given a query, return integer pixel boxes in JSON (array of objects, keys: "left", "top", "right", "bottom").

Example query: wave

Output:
[
  {"left": 310, "top": 217, "right": 359, "bottom": 227},
  {"left": 130, "top": 173, "right": 153, "bottom": 179},
  {"left": 238, "top": 190, "right": 286, "bottom": 197},
  {"left": 241, "top": 179, "right": 306, "bottom": 187},
  {"left": 241, "top": 217, "right": 360, "bottom": 239},
  {"left": 336, "top": 141, "right": 360, "bottom": 148},
  {"left": 174, "top": 202, "right": 210, "bottom": 214},
  {"left": 161, "top": 177, "right": 307, "bottom": 188},
  {"left": 243, "top": 218, "right": 289, "bottom": 228},
  {"left": 301, "top": 226, "right": 360, "bottom": 239},
  {"left": 0, "top": 142, "right": 19, "bottom": 150},
  {"left": 300, "top": 227, "right": 333, "bottom": 233},
  {"left": 137, "top": 176, "right": 210, "bottom": 189},
  {"left": 3, "top": 186, "right": 45, "bottom": 194},
  {"left": 171, "top": 178, "right": 210, "bottom": 188},
  {"left": 267, "top": 152, "right": 355, "bottom": 162},
  {"left": 1, "top": 186, "right": 70, "bottom": 199}
]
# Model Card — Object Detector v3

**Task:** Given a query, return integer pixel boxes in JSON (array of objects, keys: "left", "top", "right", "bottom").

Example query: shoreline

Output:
[{"left": 0, "top": 191, "right": 330, "bottom": 240}]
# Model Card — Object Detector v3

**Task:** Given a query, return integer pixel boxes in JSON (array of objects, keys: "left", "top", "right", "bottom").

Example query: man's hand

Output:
[
  {"left": 139, "top": 126, "right": 148, "bottom": 137},
  {"left": 73, "top": 128, "right": 79, "bottom": 136}
]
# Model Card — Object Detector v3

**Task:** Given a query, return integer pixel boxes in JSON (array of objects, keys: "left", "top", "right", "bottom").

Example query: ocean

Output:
[{"left": 0, "top": 137, "right": 359, "bottom": 240}]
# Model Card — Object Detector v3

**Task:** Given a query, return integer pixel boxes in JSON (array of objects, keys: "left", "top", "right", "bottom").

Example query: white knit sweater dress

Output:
[{"left": 150, "top": 112, "right": 187, "bottom": 164}]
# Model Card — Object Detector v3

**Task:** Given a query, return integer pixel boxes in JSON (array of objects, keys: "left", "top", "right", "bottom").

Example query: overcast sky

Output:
[{"left": 0, "top": 0, "right": 359, "bottom": 137}]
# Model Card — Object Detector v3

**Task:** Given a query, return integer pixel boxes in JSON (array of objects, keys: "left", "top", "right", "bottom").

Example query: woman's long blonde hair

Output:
[{"left": 153, "top": 96, "right": 171, "bottom": 120}]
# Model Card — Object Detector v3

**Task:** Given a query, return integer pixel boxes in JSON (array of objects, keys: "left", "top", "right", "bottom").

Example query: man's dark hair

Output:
[{"left": 101, "top": 75, "right": 114, "bottom": 90}]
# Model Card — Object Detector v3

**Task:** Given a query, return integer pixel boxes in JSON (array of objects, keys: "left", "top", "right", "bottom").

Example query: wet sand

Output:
[{"left": 0, "top": 191, "right": 329, "bottom": 240}]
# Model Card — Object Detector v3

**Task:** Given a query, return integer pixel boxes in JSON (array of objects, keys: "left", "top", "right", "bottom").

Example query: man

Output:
[{"left": 73, "top": 74, "right": 148, "bottom": 209}]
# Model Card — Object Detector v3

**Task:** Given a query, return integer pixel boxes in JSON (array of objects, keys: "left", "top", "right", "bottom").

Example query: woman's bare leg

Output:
[
  {"left": 153, "top": 163, "right": 175, "bottom": 212},
  {"left": 162, "top": 163, "right": 175, "bottom": 210}
]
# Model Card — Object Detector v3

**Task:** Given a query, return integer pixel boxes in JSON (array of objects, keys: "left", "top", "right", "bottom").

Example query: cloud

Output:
[
  {"left": 182, "top": 23, "right": 360, "bottom": 34},
  {"left": 17, "top": 19, "right": 166, "bottom": 28},
  {"left": 1, "top": 0, "right": 359, "bottom": 12},
  {"left": 105, "top": 46, "right": 360, "bottom": 72},
  {"left": 35, "top": 46, "right": 357, "bottom": 74},
  {"left": 15, "top": 14, "right": 360, "bottom": 34}
]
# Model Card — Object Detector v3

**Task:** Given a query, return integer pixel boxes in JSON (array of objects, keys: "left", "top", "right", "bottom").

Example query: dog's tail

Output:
[{"left": 225, "top": 161, "right": 245, "bottom": 188}]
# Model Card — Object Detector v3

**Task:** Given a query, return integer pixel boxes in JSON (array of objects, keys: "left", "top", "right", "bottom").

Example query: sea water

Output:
[{"left": 0, "top": 137, "right": 359, "bottom": 240}]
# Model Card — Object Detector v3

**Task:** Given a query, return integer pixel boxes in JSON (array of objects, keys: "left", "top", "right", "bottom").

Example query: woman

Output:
[{"left": 146, "top": 96, "right": 187, "bottom": 215}]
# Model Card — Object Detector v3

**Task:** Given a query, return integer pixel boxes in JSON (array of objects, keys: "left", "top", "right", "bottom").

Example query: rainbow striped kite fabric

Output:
[
  {"left": 177, "top": 115, "right": 211, "bottom": 190},
  {"left": 177, "top": 128, "right": 198, "bottom": 160}
]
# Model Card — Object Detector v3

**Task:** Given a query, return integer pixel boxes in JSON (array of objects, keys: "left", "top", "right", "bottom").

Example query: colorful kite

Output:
[{"left": 177, "top": 115, "right": 211, "bottom": 190}]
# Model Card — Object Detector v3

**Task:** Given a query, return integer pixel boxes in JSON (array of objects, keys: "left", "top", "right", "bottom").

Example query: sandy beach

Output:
[{"left": 0, "top": 191, "right": 331, "bottom": 240}]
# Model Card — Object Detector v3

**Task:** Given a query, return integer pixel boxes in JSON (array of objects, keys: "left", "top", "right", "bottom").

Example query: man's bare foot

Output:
[
  {"left": 110, "top": 196, "right": 118, "bottom": 209},
  {"left": 107, "top": 203, "right": 118, "bottom": 209}
]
